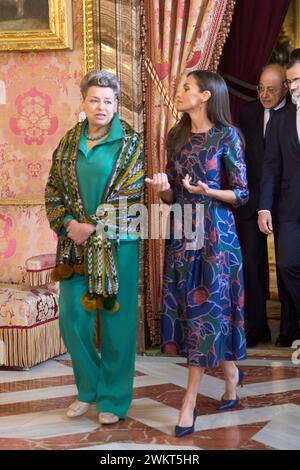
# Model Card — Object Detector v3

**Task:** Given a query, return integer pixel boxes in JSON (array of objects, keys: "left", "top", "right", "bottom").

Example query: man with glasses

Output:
[
  {"left": 258, "top": 57, "right": 300, "bottom": 347},
  {"left": 238, "top": 64, "right": 288, "bottom": 348}
]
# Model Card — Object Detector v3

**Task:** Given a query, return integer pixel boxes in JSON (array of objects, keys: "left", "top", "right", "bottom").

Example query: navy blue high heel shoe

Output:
[
  {"left": 217, "top": 367, "right": 244, "bottom": 411},
  {"left": 175, "top": 408, "right": 197, "bottom": 438}
]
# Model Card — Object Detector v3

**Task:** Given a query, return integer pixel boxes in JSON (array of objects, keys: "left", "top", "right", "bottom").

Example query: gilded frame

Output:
[
  {"left": 0, "top": 0, "right": 73, "bottom": 51},
  {"left": 83, "top": 0, "right": 95, "bottom": 74},
  {"left": 282, "top": 0, "right": 300, "bottom": 50},
  {"left": 296, "top": 0, "right": 300, "bottom": 47}
]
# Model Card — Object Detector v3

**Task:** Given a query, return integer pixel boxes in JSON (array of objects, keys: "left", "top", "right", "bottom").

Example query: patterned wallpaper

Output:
[{"left": 0, "top": 0, "right": 85, "bottom": 284}]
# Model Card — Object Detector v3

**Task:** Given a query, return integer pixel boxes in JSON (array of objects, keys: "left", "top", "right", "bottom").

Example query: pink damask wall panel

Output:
[
  {"left": 0, "top": 204, "right": 57, "bottom": 285},
  {"left": 0, "top": 0, "right": 84, "bottom": 283},
  {"left": 0, "top": 0, "right": 84, "bottom": 201}
]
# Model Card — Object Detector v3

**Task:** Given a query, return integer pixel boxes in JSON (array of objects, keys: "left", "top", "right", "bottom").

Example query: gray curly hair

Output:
[{"left": 80, "top": 70, "right": 120, "bottom": 99}]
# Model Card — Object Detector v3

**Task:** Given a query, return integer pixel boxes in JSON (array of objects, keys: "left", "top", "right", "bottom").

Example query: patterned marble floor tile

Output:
[
  {"left": 252, "top": 405, "right": 300, "bottom": 450},
  {"left": 0, "top": 407, "right": 99, "bottom": 439},
  {"left": 0, "top": 355, "right": 299, "bottom": 450},
  {"left": 0, "top": 360, "right": 73, "bottom": 384},
  {"left": 0, "top": 374, "right": 75, "bottom": 394},
  {"left": 0, "top": 384, "right": 77, "bottom": 405},
  {"left": 0, "top": 395, "right": 77, "bottom": 417},
  {"left": 205, "top": 365, "right": 300, "bottom": 384},
  {"left": 76, "top": 443, "right": 201, "bottom": 450}
]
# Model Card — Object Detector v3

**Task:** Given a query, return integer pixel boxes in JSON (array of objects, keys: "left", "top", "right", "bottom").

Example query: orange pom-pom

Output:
[
  {"left": 111, "top": 301, "right": 120, "bottom": 313},
  {"left": 50, "top": 268, "right": 61, "bottom": 282},
  {"left": 58, "top": 264, "right": 73, "bottom": 279},
  {"left": 73, "top": 263, "right": 85, "bottom": 275},
  {"left": 81, "top": 293, "right": 97, "bottom": 312}
]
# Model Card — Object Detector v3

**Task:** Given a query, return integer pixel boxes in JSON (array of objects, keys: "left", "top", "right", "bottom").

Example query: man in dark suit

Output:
[
  {"left": 238, "top": 64, "right": 288, "bottom": 348},
  {"left": 258, "top": 57, "right": 300, "bottom": 347}
]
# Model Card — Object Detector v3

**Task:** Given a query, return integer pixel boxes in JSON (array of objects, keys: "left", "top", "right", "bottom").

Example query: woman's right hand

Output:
[
  {"left": 66, "top": 220, "right": 96, "bottom": 245},
  {"left": 145, "top": 173, "right": 174, "bottom": 204},
  {"left": 145, "top": 172, "right": 170, "bottom": 193}
]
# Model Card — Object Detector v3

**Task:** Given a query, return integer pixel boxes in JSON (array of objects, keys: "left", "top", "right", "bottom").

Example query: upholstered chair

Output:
[{"left": 0, "top": 203, "right": 66, "bottom": 368}]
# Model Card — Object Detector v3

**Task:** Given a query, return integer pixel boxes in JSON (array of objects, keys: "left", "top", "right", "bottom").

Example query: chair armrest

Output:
[{"left": 25, "top": 254, "right": 56, "bottom": 286}]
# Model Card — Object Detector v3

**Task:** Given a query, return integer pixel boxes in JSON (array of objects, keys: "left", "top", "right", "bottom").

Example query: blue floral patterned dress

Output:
[{"left": 161, "top": 126, "right": 249, "bottom": 368}]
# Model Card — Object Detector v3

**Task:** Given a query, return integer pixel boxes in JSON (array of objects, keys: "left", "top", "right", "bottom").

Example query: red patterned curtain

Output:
[{"left": 144, "top": 0, "right": 236, "bottom": 346}]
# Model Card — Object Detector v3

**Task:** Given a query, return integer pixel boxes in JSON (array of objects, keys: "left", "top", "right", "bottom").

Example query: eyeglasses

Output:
[
  {"left": 256, "top": 85, "right": 282, "bottom": 95},
  {"left": 283, "top": 77, "right": 300, "bottom": 87}
]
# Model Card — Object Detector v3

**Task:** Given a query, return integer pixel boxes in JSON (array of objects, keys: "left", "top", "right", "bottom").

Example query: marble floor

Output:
[{"left": 0, "top": 350, "right": 300, "bottom": 451}]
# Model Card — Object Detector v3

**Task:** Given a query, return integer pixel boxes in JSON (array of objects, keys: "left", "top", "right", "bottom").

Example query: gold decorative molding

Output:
[
  {"left": 296, "top": 0, "right": 300, "bottom": 47},
  {"left": 0, "top": 199, "right": 44, "bottom": 206},
  {"left": 83, "top": 0, "right": 95, "bottom": 73},
  {"left": 279, "top": 1, "right": 300, "bottom": 49},
  {"left": 0, "top": 0, "right": 73, "bottom": 52}
]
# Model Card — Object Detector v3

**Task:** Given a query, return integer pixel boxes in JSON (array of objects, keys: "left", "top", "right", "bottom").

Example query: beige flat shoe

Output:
[
  {"left": 66, "top": 399, "right": 90, "bottom": 418},
  {"left": 98, "top": 412, "right": 119, "bottom": 424}
]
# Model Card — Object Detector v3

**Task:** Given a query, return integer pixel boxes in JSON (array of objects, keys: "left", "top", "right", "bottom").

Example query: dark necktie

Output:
[{"left": 264, "top": 108, "right": 275, "bottom": 143}]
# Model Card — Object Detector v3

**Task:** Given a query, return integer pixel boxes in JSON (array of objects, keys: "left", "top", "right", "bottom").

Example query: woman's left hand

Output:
[
  {"left": 182, "top": 174, "right": 210, "bottom": 195},
  {"left": 67, "top": 220, "right": 96, "bottom": 245}
]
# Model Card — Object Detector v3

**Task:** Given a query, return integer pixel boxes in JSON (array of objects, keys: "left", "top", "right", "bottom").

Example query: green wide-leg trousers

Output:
[{"left": 58, "top": 241, "right": 139, "bottom": 419}]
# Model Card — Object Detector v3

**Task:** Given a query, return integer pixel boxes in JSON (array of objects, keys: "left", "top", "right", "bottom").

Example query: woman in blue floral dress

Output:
[{"left": 146, "top": 70, "right": 249, "bottom": 437}]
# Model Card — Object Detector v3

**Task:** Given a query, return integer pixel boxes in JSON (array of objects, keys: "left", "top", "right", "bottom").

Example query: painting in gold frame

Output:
[
  {"left": 280, "top": 0, "right": 300, "bottom": 51},
  {"left": 293, "top": 0, "right": 300, "bottom": 48},
  {"left": 0, "top": 0, "right": 73, "bottom": 51}
]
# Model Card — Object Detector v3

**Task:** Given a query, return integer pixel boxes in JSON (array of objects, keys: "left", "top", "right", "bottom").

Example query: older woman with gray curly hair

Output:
[{"left": 45, "top": 70, "right": 144, "bottom": 424}]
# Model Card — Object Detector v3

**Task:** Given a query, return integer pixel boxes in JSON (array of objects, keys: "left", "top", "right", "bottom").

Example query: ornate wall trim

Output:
[
  {"left": 0, "top": 200, "right": 44, "bottom": 206},
  {"left": 83, "top": 0, "right": 95, "bottom": 73},
  {"left": 295, "top": 0, "right": 300, "bottom": 47}
]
